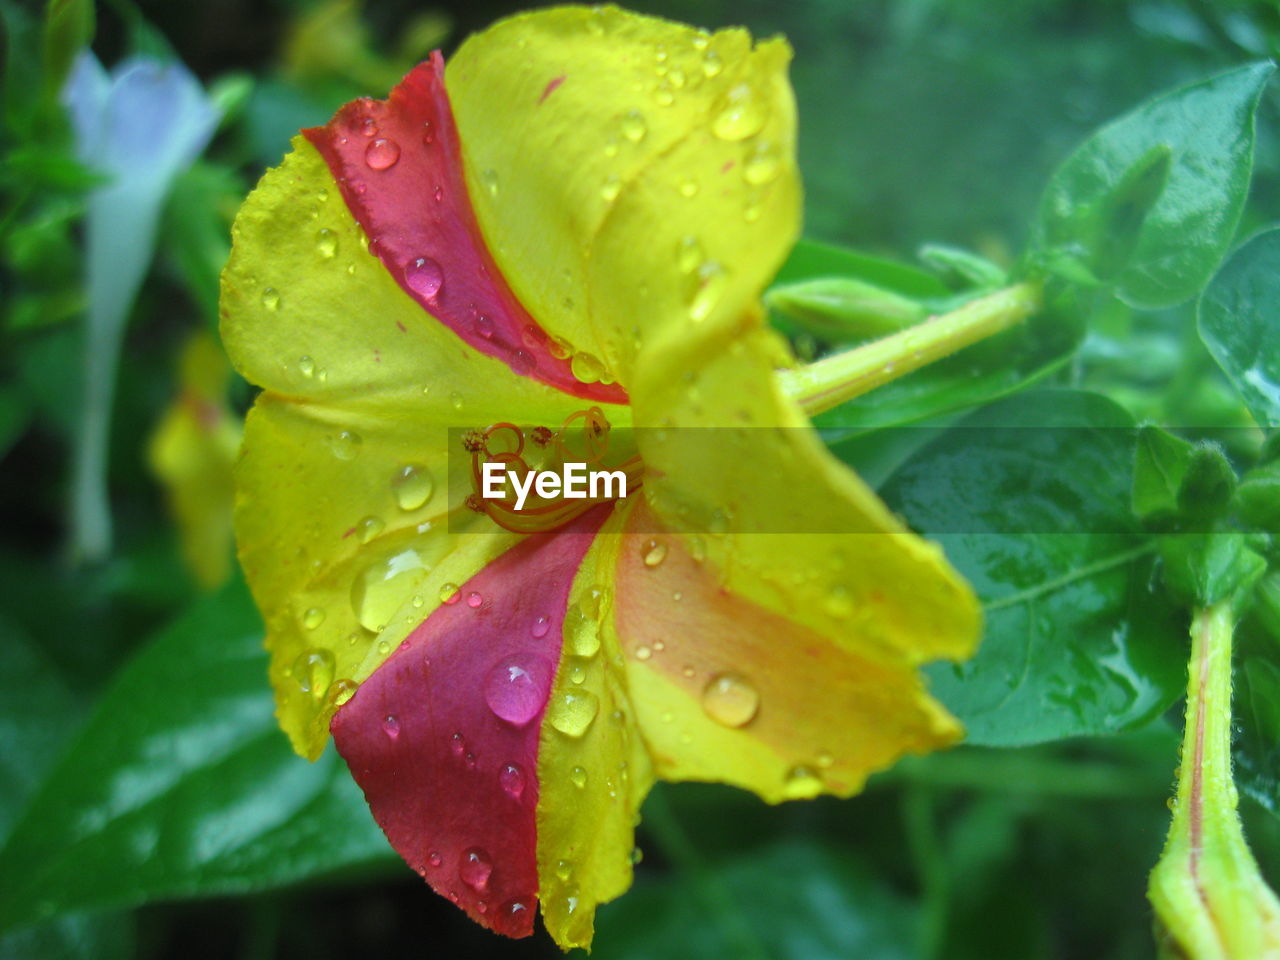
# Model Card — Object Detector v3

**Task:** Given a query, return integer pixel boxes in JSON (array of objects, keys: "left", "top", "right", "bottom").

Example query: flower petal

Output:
[
  {"left": 330, "top": 506, "right": 614, "bottom": 938},
  {"left": 446, "top": 7, "right": 801, "bottom": 385},
  {"left": 301, "top": 54, "right": 626, "bottom": 403},
  {"left": 614, "top": 498, "right": 961, "bottom": 801},
  {"left": 222, "top": 137, "right": 629, "bottom": 758},
  {"left": 633, "top": 322, "right": 982, "bottom": 670},
  {"left": 533, "top": 500, "right": 654, "bottom": 950}
]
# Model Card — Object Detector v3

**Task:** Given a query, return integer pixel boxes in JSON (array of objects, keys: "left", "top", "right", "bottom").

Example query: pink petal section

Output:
[
  {"left": 304, "top": 54, "right": 627, "bottom": 405},
  {"left": 330, "top": 506, "right": 612, "bottom": 938}
]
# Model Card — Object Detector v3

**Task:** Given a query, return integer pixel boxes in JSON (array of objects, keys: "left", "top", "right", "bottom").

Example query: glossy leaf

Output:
[
  {"left": 1031, "top": 62, "right": 1273, "bottom": 308},
  {"left": 1199, "top": 227, "right": 1280, "bottom": 428},
  {"left": 1234, "top": 629, "right": 1280, "bottom": 821},
  {"left": 880, "top": 390, "right": 1184, "bottom": 745},
  {"left": 0, "top": 580, "right": 393, "bottom": 932}
]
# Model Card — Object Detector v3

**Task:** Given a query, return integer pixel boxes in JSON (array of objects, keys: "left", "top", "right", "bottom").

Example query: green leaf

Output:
[
  {"left": 880, "top": 390, "right": 1184, "bottom": 745},
  {"left": 773, "top": 238, "right": 951, "bottom": 300},
  {"left": 1031, "top": 62, "right": 1273, "bottom": 309},
  {"left": 0, "top": 579, "right": 393, "bottom": 932},
  {"left": 1235, "top": 646, "right": 1280, "bottom": 819},
  {"left": 1199, "top": 227, "right": 1280, "bottom": 428},
  {"left": 1132, "top": 425, "right": 1196, "bottom": 527},
  {"left": 1157, "top": 532, "right": 1267, "bottom": 610},
  {"left": 1237, "top": 461, "right": 1280, "bottom": 530}
]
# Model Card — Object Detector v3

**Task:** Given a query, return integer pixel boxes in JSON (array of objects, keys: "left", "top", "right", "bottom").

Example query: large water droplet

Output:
[
  {"left": 316, "top": 228, "right": 338, "bottom": 259},
  {"left": 293, "top": 648, "right": 336, "bottom": 701},
  {"left": 565, "top": 601, "right": 601, "bottom": 657},
  {"left": 351, "top": 541, "right": 447, "bottom": 632},
  {"left": 743, "top": 141, "right": 781, "bottom": 185},
  {"left": 365, "top": 137, "right": 401, "bottom": 170},
  {"left": 688, "top": 261, "right": 727, "bottom": 322},
  {"left": 702, "top": 672, "right": 759, "bottom": 727},
  {"left": 391, "top": 463, "right": 434, "bottom": 511},
  {"left": 358, "top": 515, "right": 385, "bottom": 544},
  {"left": 405, "top": 257, "right": 444, "bottom": 299},
  {"left": 484, "top": 653, "right": 554, "bottom": 726},
  {"left": 500, "top": 762, "right": 526, "bottom": 799},
  {"left": 330, "top": 429, "right": 361, "bottom": 461},
  {"left": 328, "top": 678, "right": 358, "bottom": 708},
  {"left": 459, "top": 848, "right": 493, "bottom": 893},
  {"left": 303, "top": 607, "right": 326, "bottom": 630},
  {"left": 439, "top": 582, "right": 460, "bottom": 604},
  {"left": 641, "top": 539, "right": 668, "bottom": 568},
  {"left": 621, "top": 109, "right": 647, "bottom": 142},
  {"left": 547, "top": 689, "right": 599, "bottom": 737},
  {"left": 571, "top": 351, "right": 606, "bottom": 384},
  {"left": 549, "top": 336, "right": 574, "bottom": 361},
  {"left": 712, "top": 84, "right": 765, "bottom": 141}
]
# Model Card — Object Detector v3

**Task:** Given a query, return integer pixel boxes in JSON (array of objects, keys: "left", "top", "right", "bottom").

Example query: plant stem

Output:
[
  {"left": 779, "top": 281, "right": 1043, "bottom": 418},
  {"left": 1148, "top": 604, "right": 1280, "bottom": 959}
]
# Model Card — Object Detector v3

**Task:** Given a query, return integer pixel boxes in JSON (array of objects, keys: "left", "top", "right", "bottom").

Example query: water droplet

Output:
[
  {"left": 316, "top": 188, "right": 330, "bottom": 202},
  {"left": 816, "top": 751, "right": 834, "bottom": 769},
  {"left": 359, "top": 115, "right": 378, "bottom": 137},
  {"left": 450, "top": 391, "right": 464, "bottom": 412},
  {"left": 382, "top": 714, "right": 400, "bottom": 739},
  {"left": 365, "top": 137, "right": 401, "bottom": 170},
  {"left": 702, "top": 672, "right": 760, "bottom": 727},
  {"left": 681, "top": 664, "right": 696, "bottom": 678},
  {"left": 570, "top": 765, "right": 588, "bottom": 788},
  {"left": 330, "top": 429, "right": 361, "bottom": 461},
  {"left": 668, "top": 68, "right": 686, "bottom": 89},
  {"left": 439, "top": 582, "right": 460, "bottom": 604},
  {"left": 702, "top": 49, "right": 723, "bottom": 77},
  {"left": 565, "top": 602, "right": 601, "bottom": 657},
  {"left": 689, "top": 261, "right": 727, "bottom": 322},
  {"left": 824, "top": 585, "right": 855, "bottom": 619},
  {"left": 555, "top": 858, "right": 573, "bottom": 881},
  {"left": 548, "top": 336, "right": 574, "bottom": 360},
  {"left": 500, "top": 763, "right": 526, "bottom": 799},
  {"left": 634, "top": 645, "right": 653, "bottom": 661},
  {"left": 261, "top": 288, "right": 281, "bottom": 311},
  {"left": 630, "top": 846, "right": 644, "bottom": 865},
  {"left": 351, "top": 542, "right": 445, "bottom": 632},
  {"left": 571, "top": 351, "right": 606, "bottom": 384},
  {"left": 428, "top": 851, "right": 442, "bottom": 868},
  {"left": 511, "top": 350, "right": 536, "bottom": 375},
  {"left": 600, "top": 174, "right": 622, "bottom": 203},
  {"left": 500, "top": 899, "right": 528, "bottom": 919},
  {"left": 316, "top": 228, "right": 338, "bottom": 259},
  {"left": 678, "top": 179, "right": 698, "bottom": 198},
  {"left": 531, "top": 615, "right": 551, "bottom": 638},
  {"left": 783, "top": 765, "right": 823, "bottom": 799},
  {"left": 480, "top": 168, "right": 500, "bottom": 198},
  {"left": 484, "top": 653, "right": 554, "bottom": 726},
  {"left": 377, "top": 638, "right": 390, "bottom": 655},
  {"left": 391, "top": 463, "right": 434, "bottom": 510},
  {"left": 548, "top": 689, "right": 599, "bottom": 737},
  {"left": 450, "top": 732, "right": 466, "bottom": 756},
  {"left": 621, "top": 109, "right": 648, "bottom": 142},
  {"left": 677, "top": 236, "right": 703, "bottom": 275},
  {"left": 459, "top": 848, "right": 493, "bottom": 893},
  {"left": 297, "top": 357, "right": 316, "bottom": 381},
  {"left": 654, "top": 81, "right": 675, "bottom": 107},
  {"left": 358, "top": 515, "right": 385, "bottom": 543},
  {"left": 466, "top": 591, "right": 483, "bottom": 609},
  {"left": 743, "top": 141, "right": 781, "bottom": 185},
  {"left": 474, "top": 315, "right": 495, "bottom": 339},
  {"left": 712, "top": 84, "right": 765, "bottom": 141},
  {"left": 293, "top": 648, "right": 336, "bottom": 701},
  {"left": 568, "top": 660, "right": 587, "bottom": 684},
  {"left": 642, "top": 539, "right": 668, "bottom": 567},
  {"left": 303, "top": 606, "right": 326, "bottom": 629},
  {"left": 328, "top": 678, "right": 358, "bottom": 707},
  {"left": 405, "top": 257, "right": 444, "bottom": 299}
]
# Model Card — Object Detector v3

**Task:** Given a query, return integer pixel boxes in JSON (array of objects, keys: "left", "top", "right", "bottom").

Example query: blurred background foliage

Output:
[{"left": 3, "top": 0, "right": 1280, "bottom": 957}]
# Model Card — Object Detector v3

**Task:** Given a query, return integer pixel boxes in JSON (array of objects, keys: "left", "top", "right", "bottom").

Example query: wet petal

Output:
[
  {"left": 614, "top": 499, "right": 961, "bottom": 801},
  {"left": 446, "top": 7, "right": 800, "bottom": 385},
  {"left": 330, "top": 506, "right": 614, "bottom": 937}
]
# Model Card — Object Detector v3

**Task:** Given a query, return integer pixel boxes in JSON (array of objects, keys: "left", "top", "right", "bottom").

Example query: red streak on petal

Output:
[
  {"left": 538, "top": 75, "right": 567, "bottom": 104},
  {"left": 330, "top": 505, "right": 612, "bottom": 938},
  {"left": 721, "top": 160, "right": 735, "bottom": 174},
  {"left": 304, "top": 54, "right": 626, "bottom": 405}
]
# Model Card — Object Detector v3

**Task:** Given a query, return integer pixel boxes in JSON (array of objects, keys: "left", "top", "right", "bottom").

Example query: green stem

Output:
[
  {"left": 1148, "top": 604, "right": 1280, "bottom": 959},
  {"left": 778, "top": 281, "right": 1043, "bottom": 418},
  {"left": 903, "top": 785, "right": 948, "bottom": 960},
  {"left": 642, "top": 787, "right": 772, "bottom": 960}
]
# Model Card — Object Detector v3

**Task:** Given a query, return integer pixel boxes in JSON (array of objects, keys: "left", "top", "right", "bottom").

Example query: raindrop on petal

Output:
[
  {"left": 484, "top": 653, "right": 553, "bottom": 726},
  {"left": 547, "top": 689, "right": 599, "bottom": 737},
  {"left": 702, "top": 672, "right": 760, "bottom": 727},
  {"left": 391, "top": 463, "right": 434, "bottom": 511},
  {"left": 499, "top": 762, "right": 526, "bottom": 799},
  {"left": 459, "top": 847, "right": 493, "bottom": 893},
  {"left": 364, "top": 137, "right": 401, "bottom": 170},
  {"left": 405, "top": 257, "right": 444, "bottom": 299}
]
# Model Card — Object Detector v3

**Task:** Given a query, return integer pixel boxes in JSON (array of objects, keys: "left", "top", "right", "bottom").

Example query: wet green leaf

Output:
[
  {"left": 1032, "top": 62, "right": 1273, "bottom": 308},
  {"left": 1199, "top": 227, "right": 1280, "bottom": 429},
  {"left": 0, "top": 579, "right": 393, "bottom": 932},
  {"left": 880, "top": 390, "right": 1184, "bottom": 745}
]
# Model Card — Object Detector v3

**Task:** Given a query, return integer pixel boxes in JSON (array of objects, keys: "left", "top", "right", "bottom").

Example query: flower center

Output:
[{"left": 465, "top": 406, "right": 642, "bottom": 533}]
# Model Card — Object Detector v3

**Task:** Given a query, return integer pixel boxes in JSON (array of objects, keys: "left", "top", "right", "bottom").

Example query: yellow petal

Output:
[
  {"left": 222, "top": 136, "right": 624, "bottom": 757},
  {"left": 535, "top": 500, "right": 654, "bottom": 950},
  {"left": 615, "top": 498, "right": 961, "bottom": 802},
  {"left": 446, "top": 6, "right": 800, "bottom": 386},
  {"left": 633, "top": 318, "right": 982, "bottom": 670}
]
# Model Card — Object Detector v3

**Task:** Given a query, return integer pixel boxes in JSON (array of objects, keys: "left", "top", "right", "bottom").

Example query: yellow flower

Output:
[
  {"left": 220, "top": 6, "right": 978, "bottom": 949},
  {"left": 148, "top": 331, "right": 241, "bottom": 590}
]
